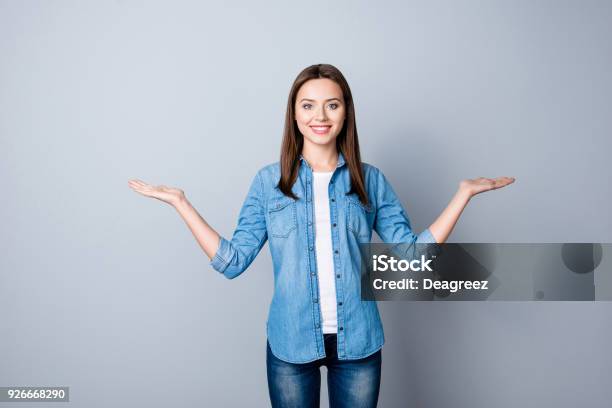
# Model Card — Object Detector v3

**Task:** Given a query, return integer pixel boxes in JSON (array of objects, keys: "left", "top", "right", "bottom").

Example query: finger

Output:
[
  {"left": 129, "top": 187, "right": 149, "bottom": 196},
  {"left": 493, "top": 177, "right": 514, "bottom": 188},
  {"left": 130, "top": 184, "right": 155, "bottom": 195},
  {"left": 128, "top": 180, "right": 149, "bottom": 188},
  {"left": 137, "top": 181, "right": 152, "bottom": 188},
  {"left": 136, "top": 189, "right": 158, "bottom": 198},
  {"left": 493, "top": 178, "right": 508, "bottom": 188},
  {"left": 128, "top": 181, "right": 147, "bottom": 189}
]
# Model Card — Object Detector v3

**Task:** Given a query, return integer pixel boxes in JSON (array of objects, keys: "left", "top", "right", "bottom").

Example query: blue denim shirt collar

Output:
[{"left": 298, "top": 151, "right": 346, "bottom": 170}]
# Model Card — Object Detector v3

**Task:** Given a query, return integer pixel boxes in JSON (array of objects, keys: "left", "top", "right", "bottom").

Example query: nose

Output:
[{"left": 315, "top": 105, "right": 328, "bottom": 122}]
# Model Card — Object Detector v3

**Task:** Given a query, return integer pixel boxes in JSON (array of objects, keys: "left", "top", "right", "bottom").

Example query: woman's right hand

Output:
[{"left": 128, "top": 179, "right": 186, "bottom": 207}]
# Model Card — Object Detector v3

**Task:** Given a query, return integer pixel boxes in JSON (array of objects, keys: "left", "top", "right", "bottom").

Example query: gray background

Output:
[{"left": 1, "top": 0, "right": 611, "bottom": 407}]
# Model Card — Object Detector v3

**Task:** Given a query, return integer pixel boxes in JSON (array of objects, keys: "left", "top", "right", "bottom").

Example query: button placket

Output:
[
  {"left": 328, "top": 175, "right": 345, "bottom": 358},
  {"left": 306, "top": 170, "right": 324, "bottom": 356}
]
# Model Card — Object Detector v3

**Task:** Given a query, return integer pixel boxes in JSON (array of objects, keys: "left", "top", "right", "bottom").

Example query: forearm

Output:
[
  {"left": 173, "top": 196, "right": 221, "bottom": 261},
  {"left": 427, "top": 189, "right": 471, "bottom": 244}
]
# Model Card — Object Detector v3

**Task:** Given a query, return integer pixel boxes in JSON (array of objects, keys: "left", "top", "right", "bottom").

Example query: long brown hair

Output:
[{"left": 278, "top": 64, "right": 369, "bottom": 206}]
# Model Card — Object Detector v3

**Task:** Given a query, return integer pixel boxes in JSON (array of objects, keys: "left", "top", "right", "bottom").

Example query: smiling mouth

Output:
[{"left": 310, "top": 125, "right": 331, "bottom": 135}]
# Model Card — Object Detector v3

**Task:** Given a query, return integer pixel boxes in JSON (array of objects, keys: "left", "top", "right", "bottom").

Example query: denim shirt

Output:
[{"left": 210, "top": 152, "right": 437, "bottom": 363}]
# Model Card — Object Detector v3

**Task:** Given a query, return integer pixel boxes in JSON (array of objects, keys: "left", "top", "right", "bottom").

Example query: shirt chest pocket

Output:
[
  {"left": 346, "top": 196, "right": 374, "bottom": 240},
  {"left": 267, "top": 196, "right": 298, "bottom": 238}
]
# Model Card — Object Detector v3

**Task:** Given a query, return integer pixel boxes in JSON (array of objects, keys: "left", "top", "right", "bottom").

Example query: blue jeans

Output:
[{"left": 266, "top": 334, "right": 382, "bottom": 407}]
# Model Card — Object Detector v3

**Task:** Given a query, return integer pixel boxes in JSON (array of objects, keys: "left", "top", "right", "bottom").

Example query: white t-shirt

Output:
[{"left": 312, "top": 171, "right": 338, "bottom": 334}]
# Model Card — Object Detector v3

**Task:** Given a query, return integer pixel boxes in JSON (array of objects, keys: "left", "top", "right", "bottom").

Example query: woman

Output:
[{"left": 128, "top": 63, "right": 514, "bottom": 407}]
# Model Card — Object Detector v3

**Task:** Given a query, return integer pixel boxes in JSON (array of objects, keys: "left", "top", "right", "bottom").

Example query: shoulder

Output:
[
  {"left": 361, "top": 161, "right": 385, "bottom": 186},
  {"left": 256, "top": 161, "right": 281, "bottom": 180},
  {"left": 361, "top": 161, "right": 381, "bottom": 176},
  {"left": 251, "top": 161, "right": 282, "bottom": 194},
  {"left": 360, "top": 162, "right": 395, "bottom": 202}
]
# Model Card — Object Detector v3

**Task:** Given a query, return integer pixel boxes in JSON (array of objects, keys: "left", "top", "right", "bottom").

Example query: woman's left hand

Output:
[{"left": 459, "top": 176, "right": 516, "bottom": 198}]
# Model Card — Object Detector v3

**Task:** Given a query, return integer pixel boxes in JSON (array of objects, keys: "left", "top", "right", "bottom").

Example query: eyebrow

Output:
[{"left": 299, "top": 98, "right": 342, "bottom": 103}]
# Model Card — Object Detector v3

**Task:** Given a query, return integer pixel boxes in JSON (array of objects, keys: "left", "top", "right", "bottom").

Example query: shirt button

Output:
[
  {"left": 336, "top": 274, "right": 340, "bottom": 279},
  {"left": 334, "top": 250, "right": 339, "bottom": 254},
  {"left": 339, "top": 327, "right": 344, "bottom": 331},
  {"left": 311, "top": 272, "right": 316, "bottom": 276},
  {"left": 309, "top": 246, "right": 313, "bottom": 251},
  {"left": 338, "top": 302, "right": 343, "bottom": 306},
  {"left": 331, "top": 198, "right": 335, "bottom": 202},
  {"left": 313, "top": 298, "right": 318, "bottom": 303},
  {"left": 333, "top": 223, "right": 337, "bottom": 227},
  {"left": 308, "top": 221, "right": 312, "bottom": 226}
]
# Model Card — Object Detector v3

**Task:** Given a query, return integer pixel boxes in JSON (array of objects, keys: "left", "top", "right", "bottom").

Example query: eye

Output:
[
  {"left": 302, "top": 103, "right": 312, "bottom": 110},
  {"left": 328, "top": 103, "right": 339, "bottom": 110}
]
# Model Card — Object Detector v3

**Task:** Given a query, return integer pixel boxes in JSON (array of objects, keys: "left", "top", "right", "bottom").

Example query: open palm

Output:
[
  {"left": 460, "top": 176, "right": 515, "bottom": 197},
  {"left": 127, "top": 179, "right": 185, "bottom": 206}
]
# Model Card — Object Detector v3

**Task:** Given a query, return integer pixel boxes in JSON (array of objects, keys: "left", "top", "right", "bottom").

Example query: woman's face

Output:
[{"left": 294, "top": 78, "right": 346, "bottom": 148}]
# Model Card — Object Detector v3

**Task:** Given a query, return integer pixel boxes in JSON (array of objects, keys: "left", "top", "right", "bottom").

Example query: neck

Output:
[{"left": 301, "top": 142, "right": 338, "bottom": 172}]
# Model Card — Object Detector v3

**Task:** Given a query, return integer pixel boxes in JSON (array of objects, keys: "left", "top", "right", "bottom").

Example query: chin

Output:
[{"left": 306, "top": 135, "right": 337, "bottom": 146}]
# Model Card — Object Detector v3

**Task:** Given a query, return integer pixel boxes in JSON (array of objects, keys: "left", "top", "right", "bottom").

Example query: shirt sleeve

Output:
[
  {"left": 209, "top": 171, "right": 268, "bottom": 279},
  {"left": 373, "top": 168, "right": 439, "bottom": 259}
]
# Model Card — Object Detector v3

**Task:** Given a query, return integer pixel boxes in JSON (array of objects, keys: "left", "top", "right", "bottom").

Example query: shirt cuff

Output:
[
  {"left": 416, "top": 228, "right": 441, "bottom": 258},
  {"left": 416, "top": 228, "right": 438, "bottom": 244},
  {"left": 210, "top": 237, "right": 231, "bottom": 274}
]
